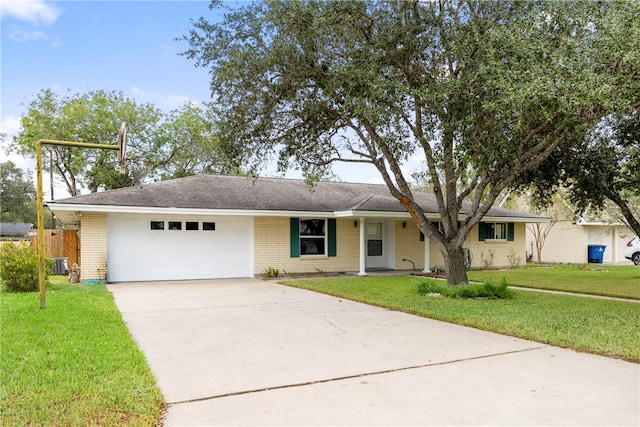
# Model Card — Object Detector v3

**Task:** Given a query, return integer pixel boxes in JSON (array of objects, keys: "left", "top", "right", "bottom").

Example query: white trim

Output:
[
  {"left": 48, "top": 203, "right": 336, "bottom": 218},
  {"left": 423, "top": 236, "right": 431, "bottom": 273},
  {"left": 576, "top": 218, "right": 627, "bottom": 226},
  {"left": 299, "top": 218, "right": 328, "bottom": 257},
  {"left": 49, "top": 203, "right": 551, "bottom": 223},
  {"left": 358, "top": 217, "right": 366, "bottom": 276}
]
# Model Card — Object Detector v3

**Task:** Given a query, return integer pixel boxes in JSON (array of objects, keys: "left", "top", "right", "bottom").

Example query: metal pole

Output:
[
  {"left": 50, "top": 149, "right": 56, "bottom": 229},
  {"left": 36, "top": 139, "right": 120, "bottom": 309},
  {"left": 36, "top": 141, "right": 46, "bottom": 309}
]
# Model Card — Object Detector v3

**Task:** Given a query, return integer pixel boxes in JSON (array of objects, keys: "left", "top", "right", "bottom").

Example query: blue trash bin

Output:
[{"left": 587, "top": 245, "right": 606, "bottom": 263}]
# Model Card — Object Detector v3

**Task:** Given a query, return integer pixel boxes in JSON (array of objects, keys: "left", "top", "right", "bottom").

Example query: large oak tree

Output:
[
  {"left": 524, "top": 113, "right": 640, "bottom": 237},
  {"left": 182, "top": 0, "right": 637, "bottom": 284}
]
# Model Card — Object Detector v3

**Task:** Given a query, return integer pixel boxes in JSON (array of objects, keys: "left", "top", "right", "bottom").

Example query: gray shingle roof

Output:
[
  {"left": 48, "top": 174, "right": 542, "bottom": 219},
  {"left": 0, "top": 222, "right": 33, "bottom": 236}
]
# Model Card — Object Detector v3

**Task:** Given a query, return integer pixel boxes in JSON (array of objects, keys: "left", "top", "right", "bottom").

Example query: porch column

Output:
[
  {"left": 423, "top": 236, "right": 431, "bottom": 273},
  {"left": 358, "top": 217, "right": 367, "bottom": 276}
]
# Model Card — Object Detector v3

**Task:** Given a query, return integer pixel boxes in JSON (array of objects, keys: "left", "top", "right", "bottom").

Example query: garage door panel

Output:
[{"left": 107, "top": 214, "right": 252, "bottom": 282}]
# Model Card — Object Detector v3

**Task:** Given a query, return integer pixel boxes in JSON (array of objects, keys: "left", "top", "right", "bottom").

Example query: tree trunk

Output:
[
  {"left": 536, "top": 243, "right": 543, "bottom": 264},
  {"left": 443, "top": 244, "right": 469, "bottom": 286}
]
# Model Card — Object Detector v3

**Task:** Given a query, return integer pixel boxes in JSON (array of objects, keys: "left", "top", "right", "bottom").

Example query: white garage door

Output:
[{"left": 107, "top": 214, "right": 253, "bottom": 282}]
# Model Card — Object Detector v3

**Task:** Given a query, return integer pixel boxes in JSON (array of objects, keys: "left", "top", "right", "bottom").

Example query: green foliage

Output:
[
  {"left": 0, "top": 161, "right": 36, "bottom": 223},
  {"left": 263, "top": 266, "right": 280, "bottom": 278},
  {"left": 468, "top": 264, "right": 640, "bottom": 300},
  {"left": 513, "top": 0, "right": 640, "bottom": 236},
  {"left": 0, "top": 241, "right": 52, "bottom": 292},
  {"left": 9, "top": 89, "right": 237, "bottom": 195},
  {"left": 417, "top": 278, "right": 512, "bottom": 299}
]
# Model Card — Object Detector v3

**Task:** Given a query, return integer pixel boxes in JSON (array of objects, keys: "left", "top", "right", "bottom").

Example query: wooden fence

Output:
[{"left": 29, "top": 229, "right": 79, "bottom": 266}]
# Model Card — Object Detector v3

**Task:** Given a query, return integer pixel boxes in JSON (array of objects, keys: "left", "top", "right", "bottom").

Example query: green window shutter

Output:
[
  {"left": 478, "top": 222, "right": 486, "bottom": 241},
  {"left": 328, "top": 218, "right": 337, "bottom": 257},
  {"left": 507, "top": 222, "right": 515, "bottom": 241},
  {"left": 419, "top": 231, "right": 424, "bottom": 241},
  {"left": 290, "top": 218, "right": 300, "bottom": 257}
]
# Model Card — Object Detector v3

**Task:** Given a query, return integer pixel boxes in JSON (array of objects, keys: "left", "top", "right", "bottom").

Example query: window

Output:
[
  {"left": 300, "top": 219, "right": 326, "bottom": 256},
  {"left": 150, "top": 221, "right": 165, "bottom": 230},
  {"left": 186, "top": 222, "right": 199, "bottom": 231},
  {"left": 487, "top": 223, "right": 506, "bottom": 240},
  {"left": 168, "top": 221, "right": 182, "bottom": 230},
  {"left": 290, "top": 218, "right": 336, "bottom": 257},
  {"left": 479, "top": 222, "right": 514, "bottom": 241},
  {"left": 203, "top": 222, "right": 216, "bottom": 231}
]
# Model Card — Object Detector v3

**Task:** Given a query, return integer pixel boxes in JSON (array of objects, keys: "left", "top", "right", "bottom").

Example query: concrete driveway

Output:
[{"left": 108, "top": 279, "right": 639, "bottom": 426}]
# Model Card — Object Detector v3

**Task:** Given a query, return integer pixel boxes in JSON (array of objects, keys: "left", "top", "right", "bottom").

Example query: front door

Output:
[{"left": 365, "top": 221, "right": 385, "bottom": 269}]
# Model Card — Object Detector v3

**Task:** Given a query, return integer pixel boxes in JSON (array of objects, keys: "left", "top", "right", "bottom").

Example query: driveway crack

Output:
[{"left": 167, "top": 345, "right": 547, "bottom": 406}]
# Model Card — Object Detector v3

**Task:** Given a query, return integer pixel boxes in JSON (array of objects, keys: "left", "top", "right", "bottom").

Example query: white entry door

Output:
[{"left": 365, "top": 221, "right": 385, "bottom": 269}]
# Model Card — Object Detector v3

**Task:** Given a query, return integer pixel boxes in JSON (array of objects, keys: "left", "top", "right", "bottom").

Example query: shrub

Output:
[
  {"left": 480, "top": 249, "right": 495, "bottom": 270},
  {"left": 416, "top": 278, "right": 512, "bottom": 299},
  {"left": 0, "top": 241, "right": 52, "bottom": 292},
  {"left": 263, "top": 266, "right": 280, "bottom": 279},
  {"left": 507, "top": 248, "right": 522, "bottom": 269}
]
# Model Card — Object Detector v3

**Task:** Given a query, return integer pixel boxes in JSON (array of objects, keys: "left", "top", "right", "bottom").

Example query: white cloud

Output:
[
  {"left": 0, "top": 114, "right": 21, "bottom": 136},
  {"left": 1, "top": 0, "right": 61, "bottom": 25},
  {"left": 7, "top": 24, "right": 58, "bottom": 45},
  {"left": 0, "top": 115, "right": 30, "bottom": 171}
]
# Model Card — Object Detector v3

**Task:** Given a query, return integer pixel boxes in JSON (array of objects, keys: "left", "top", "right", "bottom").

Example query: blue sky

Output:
[{"left": 1, "top": 0, "right": 401, "bottom": 193}]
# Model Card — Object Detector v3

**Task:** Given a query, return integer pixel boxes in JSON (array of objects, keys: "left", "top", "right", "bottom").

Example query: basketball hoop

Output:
[{"left": 117, "top": 122, "right": 127, "bottom": 173}]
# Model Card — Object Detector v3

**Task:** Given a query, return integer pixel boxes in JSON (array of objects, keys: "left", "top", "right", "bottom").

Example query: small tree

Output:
[
  {"left": 0, "top": 241, "right": 52, "bottom": 293},
  {"left": 527, "top": 221, "right": 557, "bottom": 264}
]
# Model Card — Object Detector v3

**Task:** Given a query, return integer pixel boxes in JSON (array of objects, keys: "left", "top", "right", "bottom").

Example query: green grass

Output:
[
  {"left": 1, "top": 276, "right": 164, "bottom": 426},
  {"left": 468, "top": 264, "right": 640, "bottom": 299},
  {"left": 280, "top": 275, "right": 640, "bottom": 362}
]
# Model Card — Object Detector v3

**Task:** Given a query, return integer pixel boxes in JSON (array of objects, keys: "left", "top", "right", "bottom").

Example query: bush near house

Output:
[
  {"left": 417, "top": 279, "right": 512, "bottom": 299},
  {"left": 0, "top": 240, "right": 52, "bottom": 292}
]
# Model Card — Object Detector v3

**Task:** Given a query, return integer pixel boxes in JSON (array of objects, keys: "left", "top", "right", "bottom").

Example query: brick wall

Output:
[
  {"left": 80, "top": 212, "right": 107, "bottom": 281},
  {"left": 253, "top": 217, "right": 359, "bottom": 275},
  {"left": 466, "top": 223, "right": 526, "bottom": 269},
  {"left": 255, "top": 217, "right": 527, "bottom": 275},
  {"left": 394, "top": 220, "right": 425, "bottom": 270},
  {"left": 395, "top": 220, "right": 527, "bottom": 270}
]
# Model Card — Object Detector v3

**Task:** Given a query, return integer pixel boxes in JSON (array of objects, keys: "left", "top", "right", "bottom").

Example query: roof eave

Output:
[{"left": 48, "top": 203, "right": 551, "bottom": 223}]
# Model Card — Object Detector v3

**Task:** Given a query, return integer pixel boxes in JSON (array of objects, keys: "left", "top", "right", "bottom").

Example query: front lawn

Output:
[
  {"left": 1, "top": 277, "right": 164, "bottom": 426},
  {"left": 468, "top": 264, "right": 640, "bottom": 299},
  {"left": 280, "top": 275, "right": 640, "bottom": 362}
]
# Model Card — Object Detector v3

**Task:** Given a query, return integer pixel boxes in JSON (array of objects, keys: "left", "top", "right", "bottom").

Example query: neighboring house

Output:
[
  {"left": 507, "top": 193, "right": 636, "bottom": 265},
  {"left": 527, "top": 218, "right": 636, "bottom": 265},
  {"left": 0, "top": 222, "right": 33, "bottom": 242},
  {"left": 47, "top": 175, "right": 548, "bottom": 282}
]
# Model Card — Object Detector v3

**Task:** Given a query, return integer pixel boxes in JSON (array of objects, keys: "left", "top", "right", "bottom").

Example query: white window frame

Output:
[
  {"left": 485, "top": 222, "right": 507, "bottom": 241},
  {"left": 299, "top": 218, "right": 327, "bottom": 257}
]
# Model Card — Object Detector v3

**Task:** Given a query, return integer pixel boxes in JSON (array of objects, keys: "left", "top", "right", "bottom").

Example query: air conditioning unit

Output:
[{"left": 52, "top": 258, "right": 69, "bottom": 275}]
